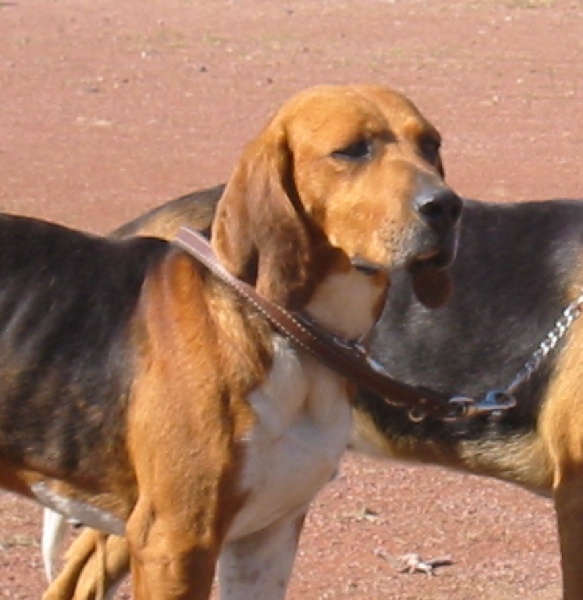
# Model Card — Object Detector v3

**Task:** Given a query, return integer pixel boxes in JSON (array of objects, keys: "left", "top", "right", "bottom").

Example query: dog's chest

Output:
[{"left": 227, "top": 337, "right": 352, "bottom": 541}]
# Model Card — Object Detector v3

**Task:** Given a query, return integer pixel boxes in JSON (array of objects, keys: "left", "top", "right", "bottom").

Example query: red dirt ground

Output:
[{"left": 0, "top": 1, "right": 582, "bottom": 598}]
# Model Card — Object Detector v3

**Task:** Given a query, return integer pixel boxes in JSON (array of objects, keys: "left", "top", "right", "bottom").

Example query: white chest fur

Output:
[
  {"left": 31, "top": 338, "right": 353, "bottom": 551},
  {"left": 227, "top": 335, "right": 352, "bottom": 541}
]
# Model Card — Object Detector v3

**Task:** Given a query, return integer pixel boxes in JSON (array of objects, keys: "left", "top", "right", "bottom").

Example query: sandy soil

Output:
[{"left": 1, "top": 0, "right": 582, "bottom": 598}]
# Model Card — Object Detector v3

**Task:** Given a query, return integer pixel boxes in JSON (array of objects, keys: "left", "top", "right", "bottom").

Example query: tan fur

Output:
[
  {"left": 352, "top": 409, "right": 554, "bottom": 494},
  {"left": 123, "top": 255, "right": 260, "bottom": 598},
  {"left": 41, "top": 84, "right": 459, "bottom": 599}
]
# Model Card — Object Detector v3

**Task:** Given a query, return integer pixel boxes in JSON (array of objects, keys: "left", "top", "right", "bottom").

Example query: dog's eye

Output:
[{"left": 331, "top": 139, "right": 373, "bottom": 162}]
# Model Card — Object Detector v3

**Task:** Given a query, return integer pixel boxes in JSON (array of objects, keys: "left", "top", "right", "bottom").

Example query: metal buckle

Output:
[
  {"left": 447, "top": 389, "right": 517, "bottom": 421},
  {"left": 408, "top": 405, "right": 429, "bottom": 423}
]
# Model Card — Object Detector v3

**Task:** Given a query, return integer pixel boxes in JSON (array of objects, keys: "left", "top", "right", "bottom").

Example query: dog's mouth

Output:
[
  {"left": 409, "top": 223, "right": 459, "bottom": 269},
  {"left": 350, "top": 229, "right": 458, "bottom": 278},
  {"left": 413, "top": 236, "right": 457, "bottom": 270},
  {"left": 405, "top": 229, "right": 459, "bottom": 308}
]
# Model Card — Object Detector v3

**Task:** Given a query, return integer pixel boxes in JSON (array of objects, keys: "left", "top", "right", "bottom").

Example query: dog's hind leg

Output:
[
  {"left": 42, "top": 526, "right": 95, "bottom": 600},
  {"left": 75, "top": 534, "right": 128, "bottom": 600},
  {"left": 217, "top": 505, "right": 308, "bottom": 600},
  {"left": 43, "top": 530, "right": 128, "bottom": 600}
]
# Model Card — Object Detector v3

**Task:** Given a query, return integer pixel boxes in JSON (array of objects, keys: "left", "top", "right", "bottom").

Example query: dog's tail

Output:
[{"left": 42, "top": 508, "right": 69, "bottom": 582}]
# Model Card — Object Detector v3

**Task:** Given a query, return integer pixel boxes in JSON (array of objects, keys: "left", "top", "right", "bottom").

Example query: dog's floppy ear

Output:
[{"left": 212, "top": 125, "right": 311, "bottom": 307}]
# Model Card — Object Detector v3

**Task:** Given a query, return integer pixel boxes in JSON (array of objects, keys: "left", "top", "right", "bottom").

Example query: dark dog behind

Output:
[
  {"left": 353, "top": 197, "right": 583, "bottom": 599},
  {"left": 47, "top": 192, "right": 583, "bottom": 600},
  {"left": 354, "top": 197, "right": 581, "bottom": 480},
  {"left": 46, "top": 192, "right": 583, "bottom": 600}
]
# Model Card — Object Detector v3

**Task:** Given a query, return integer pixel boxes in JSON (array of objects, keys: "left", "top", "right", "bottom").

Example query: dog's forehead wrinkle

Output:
[
  {"left": 285, "top": 90, "right": 439, "bottom": 162},
  {"left": 292, "top": 113, "right": 379, "bottom": 152},
  {"left": 285, "top": 98, "right": 392, "bottom": 153}
]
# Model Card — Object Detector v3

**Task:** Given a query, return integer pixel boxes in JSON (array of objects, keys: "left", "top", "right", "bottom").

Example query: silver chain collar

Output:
[
  {"left": 446, "top": 288, "right": 583, "bottom": 421},
  {"left": 507, "top": 288, "right": 583, "bottom": 394}
]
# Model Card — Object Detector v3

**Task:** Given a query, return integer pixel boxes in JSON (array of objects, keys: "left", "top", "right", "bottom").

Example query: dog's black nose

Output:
[{"left": 415, "top": 189, "right": 463, "bottom": 230}]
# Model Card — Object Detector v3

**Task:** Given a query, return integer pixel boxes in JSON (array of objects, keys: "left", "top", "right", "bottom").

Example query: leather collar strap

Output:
[{"left": 175, "top": 226, "right": 459, "bottom": 421}]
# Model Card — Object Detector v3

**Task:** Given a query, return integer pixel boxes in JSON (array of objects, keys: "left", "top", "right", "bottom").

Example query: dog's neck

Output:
[{"left": 304, "top": 267, "right": 388, "bottom": 341}]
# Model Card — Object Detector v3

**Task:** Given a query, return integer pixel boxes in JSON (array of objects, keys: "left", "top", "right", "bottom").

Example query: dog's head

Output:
[{"left": 212, "top": 84, "right": 462, "bottom": 322}]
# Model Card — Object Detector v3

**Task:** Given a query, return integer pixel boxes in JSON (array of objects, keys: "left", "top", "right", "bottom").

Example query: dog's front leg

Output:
[
  {"left": 126, "top": 496, "right": 220, "bottom": 600},
  {"left": 218, "top": 505, "right": 308, "bottom": 600}
]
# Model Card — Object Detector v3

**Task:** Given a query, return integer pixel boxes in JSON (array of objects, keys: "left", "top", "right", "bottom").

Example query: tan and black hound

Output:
[{"left": 0, "top": 84, "right": 459, "bottom": 599}]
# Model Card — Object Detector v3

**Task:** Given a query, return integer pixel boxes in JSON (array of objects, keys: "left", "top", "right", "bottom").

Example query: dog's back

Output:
[{"left": 112, "top": 185, "right": 224, "bottom": 240}]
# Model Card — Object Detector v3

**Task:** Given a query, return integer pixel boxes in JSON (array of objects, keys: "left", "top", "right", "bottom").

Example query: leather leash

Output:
[{"left": 175, "top": 226, "right": 469, "bottom": 422}]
